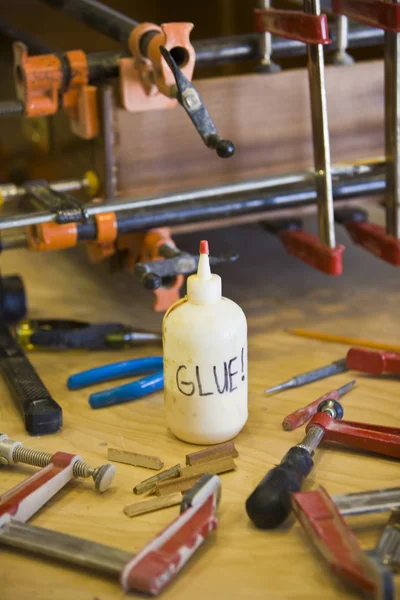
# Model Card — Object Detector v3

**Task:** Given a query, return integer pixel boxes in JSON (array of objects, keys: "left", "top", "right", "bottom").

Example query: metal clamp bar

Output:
[{"left": 307, "top": 412, "right": 400, "bottom": 458}]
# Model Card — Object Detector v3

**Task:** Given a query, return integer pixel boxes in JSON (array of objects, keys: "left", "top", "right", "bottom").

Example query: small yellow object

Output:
[
  {"left": 83, "top": 170, "right": 99, "bottom": 197},
  {"left": 15, "top": 320, "right": 35, "bottom": 351},
  {"left": 0, "top": 190, "right": 3, "bottom": 207},
  {"left": 288, "top": 328, "right": 400, "bottom": 353}
]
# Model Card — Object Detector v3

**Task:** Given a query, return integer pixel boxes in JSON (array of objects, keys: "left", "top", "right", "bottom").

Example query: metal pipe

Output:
[
  {"left": 256, "top": 0, "right": 281, "bottom": 73},
  {"left": 0, "top": 18, "right": 55, "bottom": 54},
  {"left": 39, "top": 0, "right": 138, "bottom": 48},
  {"left": 0, "top": 22, "right": 385, "bottom": 85},
  {"left": 305, "top": 0, "right": 335, "bottom": 248},
  {"left": 384, "top": 3, "right": 400, "bottom": 239},
  {"left": 0, "top": 162, "right": 385, "bottom": 236}
]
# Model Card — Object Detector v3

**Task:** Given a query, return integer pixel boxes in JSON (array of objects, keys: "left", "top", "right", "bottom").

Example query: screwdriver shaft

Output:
[{"left": 265, "top": 358, "right": 348, "bottom": 393}]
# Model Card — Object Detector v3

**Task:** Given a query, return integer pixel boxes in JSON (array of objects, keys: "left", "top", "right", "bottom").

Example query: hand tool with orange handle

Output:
[{"left": 246, "top": 397, "right": 400, "bottom": 529}]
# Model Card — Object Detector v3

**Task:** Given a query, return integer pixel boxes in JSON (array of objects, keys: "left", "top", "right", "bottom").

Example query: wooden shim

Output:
[
  {"left": 185, "top": 441, "right": 238, "bottom": 466},
  {"left": 107, "top": 448, "right": 164, "bottom": 470},
  {"left": 133, "top": 464, "right": 182, "bottom": 495},
  {"left": 123, "top": 493, "right": 182, "bottom": 518},
  {"left": 155, "top": 474, "right": 204, "bottom": 497},
  {"left": 180, "top": 456, "right": 237, "bottom": 478}
]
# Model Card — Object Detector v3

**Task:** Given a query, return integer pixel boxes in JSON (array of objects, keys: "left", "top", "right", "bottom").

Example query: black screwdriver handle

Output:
[
  {"left": 245, "top": 446, "right": 314, "bottom": 529},
  {"left": 0, "top": 323, "right": 62, "bottom": 435}
]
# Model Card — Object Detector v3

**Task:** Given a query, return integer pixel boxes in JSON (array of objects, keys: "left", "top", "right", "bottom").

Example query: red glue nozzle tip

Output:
[{"left": 200, "top": 240, "right": 209, "bottom": 255}]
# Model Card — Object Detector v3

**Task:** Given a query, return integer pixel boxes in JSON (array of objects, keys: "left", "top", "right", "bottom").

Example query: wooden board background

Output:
[{"left": 116, "top": 61, "right": 385, "bottom": 197}]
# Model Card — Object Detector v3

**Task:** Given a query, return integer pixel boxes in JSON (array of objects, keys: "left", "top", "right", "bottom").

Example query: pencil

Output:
[{"left": 287, "top": 328, "right": 400, "bottom": 353}]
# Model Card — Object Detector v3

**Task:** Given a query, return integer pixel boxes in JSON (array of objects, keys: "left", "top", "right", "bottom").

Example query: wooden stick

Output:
[
  {"left": 123, "top": 493, "right": 182, "bottom": 518},
  {"left": 185, "top": 441, "right": 238, "bottom": 466},
  {"left": 287, "top": 329, "right": 400, "bottom": 353},
  {"left": 155, "top": 474, "right": 203, "bottom": 497},
  {"left": 107, "top": 448, "right": 164, "bottom": 470},
  {"left": 133, "top": 464, "right": 181, "bottom": 495},
  {"left": 180, "top": 456, "right": 237, "bottom": 478}
]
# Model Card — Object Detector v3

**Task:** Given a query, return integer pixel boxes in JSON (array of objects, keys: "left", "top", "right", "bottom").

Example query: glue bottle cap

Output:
[{"left": 187, "top": 240, "right": 222, "bottom": 305}]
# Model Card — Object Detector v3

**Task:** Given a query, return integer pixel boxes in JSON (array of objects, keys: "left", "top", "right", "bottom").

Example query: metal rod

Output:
[
  {"left": 0, "top": 20, "right": 385, "bottom": 82},
  {"left": 305, "top": 0, "right": 336, "bottom": 248},
  {"left": 332, "top": 15, "right": 354, "bottom": 65},
  {"left": 0, "top": 520, "right": 130, "bottom": 576},
  {"left": 384, "top": 7, "right": 400, "bottom": 239},
  {"left": 333, "top": 487, "right": 400, "bottom": 516},
  {"left": 0, "top": 174, "right": 93, "bottom": 203},
  {"left": 100, "top": 85, "right": 117, "bottom": 200},
  {"left": 39, "top": 0, "right": 138, "bottom": 48},
  {"left": 256, "top": 0, "right": 280, "bottom": 73},
  {"left": 0, "top": 163, "right": 385, "bottom": 233}
]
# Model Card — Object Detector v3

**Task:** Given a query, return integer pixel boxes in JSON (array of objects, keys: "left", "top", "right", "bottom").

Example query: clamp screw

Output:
[
  {"left": 0, "top": 435, "right": 115, "bottom": 492},
  {"left": 318, "top": 399, "right": 344, "bottom": 420}
]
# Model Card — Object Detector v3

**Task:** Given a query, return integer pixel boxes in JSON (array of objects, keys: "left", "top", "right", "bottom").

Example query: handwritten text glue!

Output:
[{"left": 162, "top": 240, "right": 248, "bottom": 444}]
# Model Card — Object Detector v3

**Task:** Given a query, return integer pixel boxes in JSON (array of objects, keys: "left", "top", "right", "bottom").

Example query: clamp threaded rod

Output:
[{"left": 0, "top": 435, "right": 115, "bottom": 492}]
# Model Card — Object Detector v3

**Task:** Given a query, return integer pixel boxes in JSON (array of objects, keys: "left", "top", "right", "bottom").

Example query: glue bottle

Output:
[{"left": 162, "top": 240, "right": 248, "bottom": 445}]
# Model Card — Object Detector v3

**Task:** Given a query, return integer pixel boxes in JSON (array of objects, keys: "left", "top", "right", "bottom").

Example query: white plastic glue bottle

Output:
[{"left": 162, "top": 240, "right": 248, "bottom": 445}]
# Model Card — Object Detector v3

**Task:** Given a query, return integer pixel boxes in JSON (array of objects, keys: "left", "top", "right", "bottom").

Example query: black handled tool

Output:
[
  {"left": 135, "top": 246, "right": 239, "bottom": 291},
  {"left": 245, "top": 398, "right": 343, "bottom": 529},
  {"left": 16, "top": 319, "right": 162, "bottom": 350},
  {"left": 160, "top": 45, "right": 235, "bottom": 158},
  {"left": 0, "top": 274, "right": 62, "bottom": 435}
]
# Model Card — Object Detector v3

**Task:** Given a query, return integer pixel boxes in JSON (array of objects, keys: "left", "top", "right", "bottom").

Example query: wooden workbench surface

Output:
[{"left": 1, "top": 220, "right": 399, "bottom": 600}]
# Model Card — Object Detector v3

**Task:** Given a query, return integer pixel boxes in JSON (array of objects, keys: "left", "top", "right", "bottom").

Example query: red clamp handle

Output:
[
  {"left": 307, "top": 412, "right": 400, "bottom": 459},
  {"left": 332, "top": 0, "right": 400, "bottom": 32},
  {"left": 346, "top": 347, "right": 400, "bottom": 375},
  {"left": 342, "top": 221, "right": 400, "bottom": 266},
  {"left": 292, "top": 487, "right": 379, "bottom": 595},
  {"left": 254, "top": 8, "right": 331, "bottom": 45},
  {"left": 120, "top": 475, "right": 220, "bottom": 595},
  {"left": 279, "top": 230, "right": 344, "bottom": 275}
]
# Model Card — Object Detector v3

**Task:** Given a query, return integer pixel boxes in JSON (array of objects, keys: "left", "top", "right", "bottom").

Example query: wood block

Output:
[
  {"left": 155, "top": 474, "right": 204, "bottom": 497},
  {"left": 117, "top": 64, "right": 384, "bottom": 198},
  {"left": 107, "top": 448, "right": 164, "bottom": 470},
  {"left": 133, "top": 464, "right": 182, "bottom": 495},
  {"left": 180, "top": 456, "right": 237, "bottom": 478},
  {"left": 123, "top": 493, "right": 182, "bottom": 518},
  {"left": 185, "top": 441, "right": 238, "bottom": 466}
]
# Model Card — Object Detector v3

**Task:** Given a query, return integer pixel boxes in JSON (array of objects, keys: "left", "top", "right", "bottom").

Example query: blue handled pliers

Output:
[{"left": 67, "top": 356, "right": 164, "bottom": 409}]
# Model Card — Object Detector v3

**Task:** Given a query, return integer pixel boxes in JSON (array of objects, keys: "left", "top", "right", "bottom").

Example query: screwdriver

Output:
[
  {"left": 265, "top": 358, "right": 348, "bottom": 393},
  {"left": 282, "top": 379, "right": 356, "bottom": 431},
  {"left": 265, "top": 347, "right": 400, "bottom": 394},
  {"left": 246, "top": 397, "right": 343, "bottom": 529}
]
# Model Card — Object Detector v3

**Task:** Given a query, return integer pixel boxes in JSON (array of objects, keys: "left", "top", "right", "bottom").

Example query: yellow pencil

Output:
[{"left": 287, "top": 328, "right": 400, "bottom": 353}]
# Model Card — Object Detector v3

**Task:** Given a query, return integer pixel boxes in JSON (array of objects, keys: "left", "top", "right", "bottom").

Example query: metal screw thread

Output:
[
  {"left": 0, "top": 101, "right": 24, "bottom": 117},
  {"left": 13, "top": 446, "right": 52, "bottom": 467},
  {"left": 12, "top": 446, "right": 91, "bottom": 478}
]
